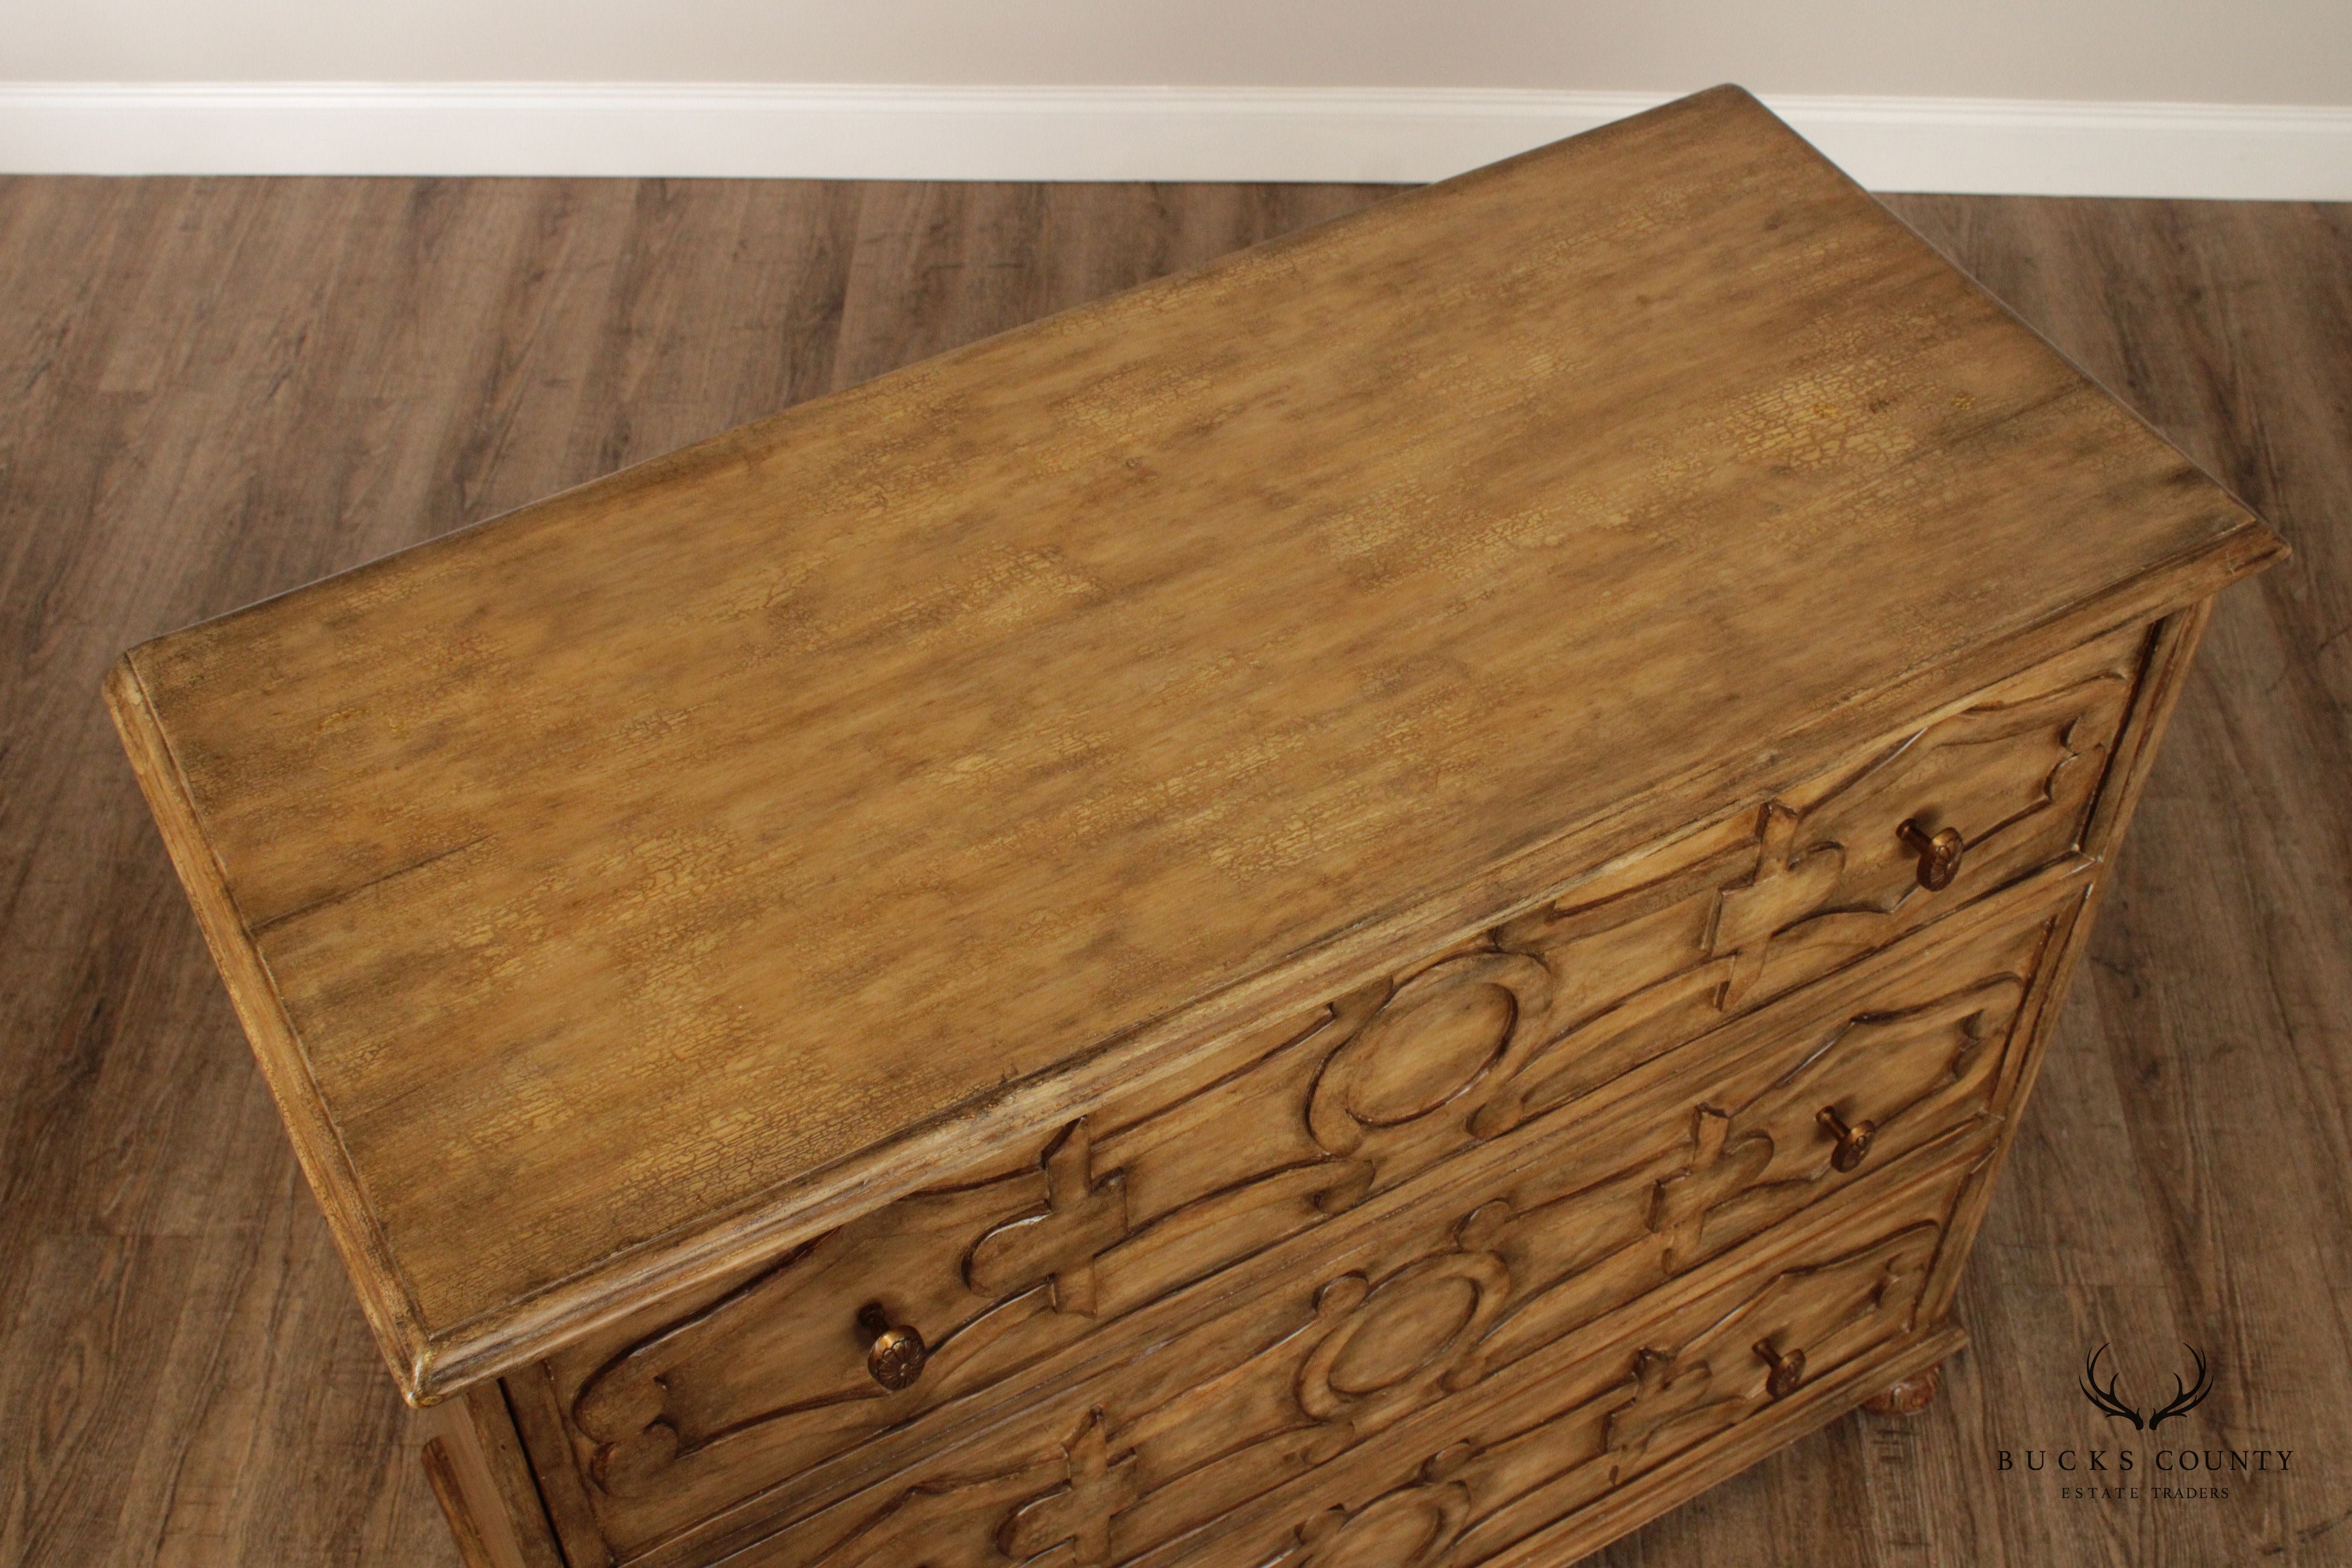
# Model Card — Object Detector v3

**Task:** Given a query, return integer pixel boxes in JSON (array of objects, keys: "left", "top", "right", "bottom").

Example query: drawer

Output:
[
  {"left": 640, "top": 874, "right": 2077, "bottom": 1568},
  {"left": 1144, "top": 1144, "right": 1985, "bottom": 1568},
  {"left": 1479, "top": 618, "right": 2140, "bottom": 1133},
  {"left": 512, "top": 629, "right": 2133, "bottom": 1563}
]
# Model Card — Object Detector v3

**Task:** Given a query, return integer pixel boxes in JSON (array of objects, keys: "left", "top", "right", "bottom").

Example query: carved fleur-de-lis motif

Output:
[
  {"left": 1709, "top": 801, "right": 1843, "bottom": 1010},
  {"left": 1288, "top": 1443, "right": 1474, "bottom": 1566},
  {"left": 996, "top": 1408, "right": 1139, "bottom": 1566},
  {"left": 1646, "top": 1105, "right": 1773, "bottom": 1273},
  {"left": 966, "top": 1119, "right": 1129, "bottom": 1315},
  {"left": 1601, "top": 1348, "right": 1743, "bottom": 1478}
]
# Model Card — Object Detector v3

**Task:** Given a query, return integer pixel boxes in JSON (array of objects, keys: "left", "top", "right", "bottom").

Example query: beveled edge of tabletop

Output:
[{"left": 105, "top": 506, "right": 2281, "bottom": 1405}]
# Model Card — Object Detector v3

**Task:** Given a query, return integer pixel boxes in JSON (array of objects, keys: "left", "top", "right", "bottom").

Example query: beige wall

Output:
[{"left": 8, "top": 0, "right": 2348, "bottom": 104}]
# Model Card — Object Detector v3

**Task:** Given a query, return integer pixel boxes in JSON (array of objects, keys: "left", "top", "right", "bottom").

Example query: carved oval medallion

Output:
[
  {"left": 1298, "top": 1206, "right": 1512, "bottom": 1439},
  {"left": 1347, "top": 981, "right": 1517, "bottom": 1126},
  {"left": 1308, "top": 952, "right": 1553, "bottom": 1157},
  {"left": 1293, "top": 1481, "right": 1469, "bottom": 1567},
  {"left": 1326, "top": 1273, "right": 1482, "bottom": 1396}
]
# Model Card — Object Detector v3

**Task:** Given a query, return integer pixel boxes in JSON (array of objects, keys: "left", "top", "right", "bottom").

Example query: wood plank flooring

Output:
[{"left": 1, "top": 174, "right": 2344, "bottom": 1566}]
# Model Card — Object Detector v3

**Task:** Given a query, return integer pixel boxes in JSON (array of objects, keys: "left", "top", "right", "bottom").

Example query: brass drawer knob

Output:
[
  {"left": 1755, "top": 1339, "right": 1807, "bottom": 1400},
  {"left": 858, "top": 1304, "right": 928, "bottom": 1391},
  {"left": 1897, "top": 819, "right": 1965, "bottom": 891},
  {"left": 1816, "top": 1106, "right": 1876, "bottom": 1172}
]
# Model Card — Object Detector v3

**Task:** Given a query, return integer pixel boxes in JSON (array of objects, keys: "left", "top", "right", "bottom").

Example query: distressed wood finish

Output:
[
  {"left": 517, "top": 625, "right": 2132, "bottom": 1558},
  {"left": 701, "top": 1135, "right": 1988, "bottom": 1568},
  {"left": 1156, "top": 1157, "right": 1985, "bottom": 1568},
  {"left": 9, "top": 179, "right": 2343, "bottom": 1568},
  {"left": 84, "top": 89, "right": 2294, "bottom": 1568},
  {"left": 102, "top": 87, "right": 2278, "bottom": 1405},
  {"left": 417, "top": 1386, "right": 566, "bottom": 1568},
  {"left": 529, "top": 865, "right": 2087, "bottom": 1566}
]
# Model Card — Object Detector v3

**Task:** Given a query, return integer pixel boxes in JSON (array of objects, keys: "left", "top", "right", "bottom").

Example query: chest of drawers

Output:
[{"left": 108, "top": 86, "right": 2280, "bottom": 1568}]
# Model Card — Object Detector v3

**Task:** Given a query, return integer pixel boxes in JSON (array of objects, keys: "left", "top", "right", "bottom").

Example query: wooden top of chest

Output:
[{"left": 109, "top": 86, "right": 2279, "bottom": 1400}]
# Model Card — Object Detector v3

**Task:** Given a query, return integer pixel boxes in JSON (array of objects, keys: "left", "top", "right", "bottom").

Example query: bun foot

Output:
[{"left": 1863, "top": 1363, "right": 1942, "bottom": 1416}]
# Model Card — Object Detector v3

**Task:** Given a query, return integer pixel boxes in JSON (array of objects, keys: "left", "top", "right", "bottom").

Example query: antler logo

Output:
[{"left": 2079, "top": 1342, "right": 2214, "bottom": 1431}]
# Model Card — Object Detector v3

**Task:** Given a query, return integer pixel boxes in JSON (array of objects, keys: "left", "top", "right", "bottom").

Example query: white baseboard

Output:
[{"left": 1, "top": 82, "right": 2347, "bottom": 198}]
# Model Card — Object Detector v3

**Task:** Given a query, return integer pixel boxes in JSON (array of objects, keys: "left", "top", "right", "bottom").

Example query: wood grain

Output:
[
  {"left": 731, "top": 1134, "right": 1982, "bottom": 1568},
  {"left": 521, "top": 850, "right": 2091, "bottom": 1566},
  {"left": 511, "top": 626, "right": 2134, "bottom": 1562},
  {"left": 0, "top": 168, "right": 2343, "bottom": 1566},
  {"left": 417, "top": 1382, "right": 566, "bottom": 1568},
  {"left": 102, "top": 88, "right": 2278, "bottom": 1403}
]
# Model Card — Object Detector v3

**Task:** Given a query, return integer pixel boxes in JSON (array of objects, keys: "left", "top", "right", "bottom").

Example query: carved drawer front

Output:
[
  {"left": 602, "top": 880, "right": 2070, "bottom": 1568},
  {"left": 714, "top": 1093, "right": 1985, "bottom": 1568},
  {"left": 517, "top": 623, "right": 2127, "bottom": 1563},
  {"left": 1150, "top": 1146, "right": 1982, "bottom": 1568},
  {"left": 1482, "top": 619, "right": 2138, "bottom": 1135}
]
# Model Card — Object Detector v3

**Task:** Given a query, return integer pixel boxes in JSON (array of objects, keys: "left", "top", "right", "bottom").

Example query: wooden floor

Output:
[{"left": 1, "top": 174, "right": 2345, "bottom": 1566}]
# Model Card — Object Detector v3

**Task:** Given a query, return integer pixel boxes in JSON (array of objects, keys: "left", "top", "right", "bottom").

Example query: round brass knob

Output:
[
  {"left": 1897, "top": 819, "right": 1965, "bottom": 891},
  {"left": 1816, "top": 1106, "right": 1876, "bottom": 1173},
  {"left": 858, "top": 1304, "right": 927, "bottom": 1391},
  {"left": 1755, "top": 1339, "right": 1807, "bottom": 1401}
]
